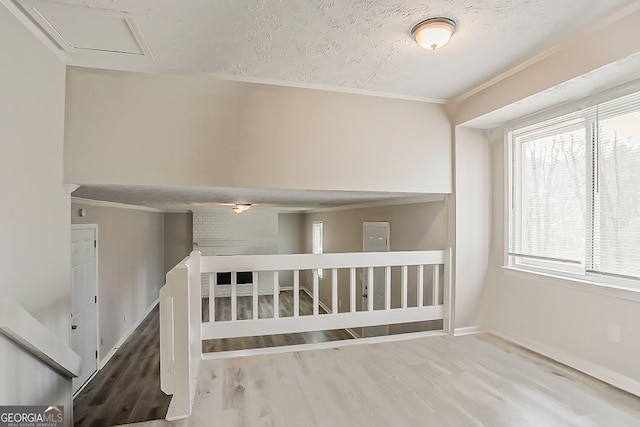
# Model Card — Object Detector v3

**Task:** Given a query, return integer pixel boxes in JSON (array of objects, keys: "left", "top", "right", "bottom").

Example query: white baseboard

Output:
[
  {"left": 300, "top": 287, "right": 333, "bottom": 314},
  {"left": 453, "top": 326, "right": 486, "bottom": 336},
  {"left": 98, "top": 297, "right": 159, "bottom": 370},
  {"left": 73, "top": 370, "right": 98, "bottom": 398},
  {"left": 491, "top": 328, "right": 640, "bottom": 397}
]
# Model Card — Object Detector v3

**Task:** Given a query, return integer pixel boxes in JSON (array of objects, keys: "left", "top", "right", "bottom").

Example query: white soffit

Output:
[{"left": 18, "top": 0, "right": 153, "bottom": 57}]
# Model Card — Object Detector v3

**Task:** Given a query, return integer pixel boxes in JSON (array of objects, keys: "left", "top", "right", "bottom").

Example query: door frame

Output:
[
  {"left": 362, "top": 222, "right": 390, "bottom": 251},
  {"left": 71, "top": 223, "right": 99, "bottom": 397},
  {"left": 362, "top": 222, "right": 390, "bottom": 337}
]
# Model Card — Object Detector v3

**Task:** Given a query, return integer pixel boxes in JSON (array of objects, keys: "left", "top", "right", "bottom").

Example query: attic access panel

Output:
[{"left": 18, "top": 0, "right": 153, "bottom": 57}]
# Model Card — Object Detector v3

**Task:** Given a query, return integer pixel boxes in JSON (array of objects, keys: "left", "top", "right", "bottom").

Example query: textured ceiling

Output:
[
  {"left": 23, "top": 0, "right": 637, "bottom": 100},
  {"left": 72, "top": 184, "right": 439, "bottom": 211},
  {"left": 17, "top": 0, "right": 640, "bottom": 209}
]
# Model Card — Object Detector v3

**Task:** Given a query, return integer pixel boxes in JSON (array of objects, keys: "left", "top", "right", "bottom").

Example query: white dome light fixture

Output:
[
  {"left": 411, "top": 17, "right": 456, "bottom": 51},
  {"left": 232, "top": 204, "right": 252, "bottom": 214}
]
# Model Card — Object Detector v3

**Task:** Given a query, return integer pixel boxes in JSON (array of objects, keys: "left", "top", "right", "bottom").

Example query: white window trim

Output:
[
  {"left": 502, "top": 266, "right": 640, "bottom": 302},
  {"left": 503, "top": 82, "right": 640, "bottom": 294}
]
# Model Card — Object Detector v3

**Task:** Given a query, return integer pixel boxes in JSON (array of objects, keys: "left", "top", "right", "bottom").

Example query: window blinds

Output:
[
  {"left": 509, "top": 110, "right": 588, "bottom": 265},
  {"left": 508, "top": 90, "right": 640, "bottom": 280},
  {"left": 589, "top": 93, "right": 640, "bottom": 279}
]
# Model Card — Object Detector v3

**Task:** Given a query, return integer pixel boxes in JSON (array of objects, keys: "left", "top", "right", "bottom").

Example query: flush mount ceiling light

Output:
[
  {"left": 411, "top": 17, "right": 456, "bottom": 51},
  {"left": 232, "top": 204, "right": 252, "bottom": 214}
]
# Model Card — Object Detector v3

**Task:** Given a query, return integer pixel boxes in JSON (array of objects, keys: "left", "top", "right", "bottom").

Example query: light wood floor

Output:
[
  {"left": 74, "top": 293, "right": 353, "bottom": 426},
  {"left": 202, "top": 290, "right": 354, "bottom": 353},
  {"left": 122, "top": 334, "right": 640, "bottom": 427}
]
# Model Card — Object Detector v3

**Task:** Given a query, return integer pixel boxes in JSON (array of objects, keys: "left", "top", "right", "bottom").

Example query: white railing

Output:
[
  {"left": 159, "top": 252, "right": 201, "bottom": 421},
  {"left": 0, "top": 299, "right": 81, "bottom": 378},
  {"left": 160, "top": 249, "right": 451, "bottom": 420},
  {"left": 201, "top": 250, "right": 452, "bottom": 340}
]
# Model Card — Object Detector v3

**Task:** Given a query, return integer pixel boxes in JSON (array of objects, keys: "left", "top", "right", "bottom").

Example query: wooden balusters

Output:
[
  {"left": 209, "top": 272, "right": 216, "bottom": 322},
  {"left": 312, "top": 269, "right": 319, "bottom": 316},
  {"left": 231, "top": 271, "right": 237, "bottom": 321},
  {"left": 349, "top": 268, "right": 356, "bottom": 313},
  {"left": 384, "top": 266, "right": 391, "bottom": 310},
  {"left": 293, "top": 270, "right": 300, "bottom": 317},
  {"left": 432, "top": 264, "right": 440, "bottom": 306},
  {"left": 417, "top": 265, "right": 424, "bottom": 307},
  {"left": 273, "top": 271, "right": 279, "bottom": 318},
  {"left": 331, "top": 269, "right": 338, "bottom": 314}
]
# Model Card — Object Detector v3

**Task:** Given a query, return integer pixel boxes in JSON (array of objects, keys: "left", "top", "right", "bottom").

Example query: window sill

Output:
[{"left": 501, "top": 266, "right": 640, "bottom": 303}]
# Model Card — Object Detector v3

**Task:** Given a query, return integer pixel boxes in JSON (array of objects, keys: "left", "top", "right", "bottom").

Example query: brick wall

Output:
[{"left": 193, "top": 208, "right": 278, "bottom": 296}]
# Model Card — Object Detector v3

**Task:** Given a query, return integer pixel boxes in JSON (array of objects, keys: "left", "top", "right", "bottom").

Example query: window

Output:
[
  {"left": 312, "top": 221, "right": 324, "bottom": 278},
  {"left": 508, "top": 91, "right": 640, "bottom": 285}
]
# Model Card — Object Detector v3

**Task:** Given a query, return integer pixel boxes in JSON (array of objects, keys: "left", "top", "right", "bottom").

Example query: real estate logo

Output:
[{"left": 0, "top": 406, "right": 64, "bottom": 427}]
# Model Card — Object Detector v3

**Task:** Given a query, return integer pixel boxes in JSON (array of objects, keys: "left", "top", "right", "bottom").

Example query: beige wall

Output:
[
  {"left": 278, "top": 213, "right": 305, "bottom": 287},
  {"left": 278, "top": 213, "right": 305, "bottom": 255},
  {"left": 164, "top": 212, "right": 193, "bottom": 273},
  {"left": 0, "top": 4, "right": 71, "bottom": 423},
  {"left": 64, "top": 67, "right": 452, "bottom": 194},
  {"left": 303, "top": 202, "right": 447, "bottom": 254},
  {"left": 71, "top": 203, "right": 164, "bottom": 363},
  {"left": 483, "top": 134, "right": 640, "bottom": 395},
  {"left": 302, "top": 202, "right": 447, "bottom": 334},
  {"left": 453, "top": 127, "right": 492, "bottom": 330}
]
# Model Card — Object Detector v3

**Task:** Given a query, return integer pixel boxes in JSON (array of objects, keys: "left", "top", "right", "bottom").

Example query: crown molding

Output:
[{"left": 452, "top": 1, "right": 640, "bottom": 105}]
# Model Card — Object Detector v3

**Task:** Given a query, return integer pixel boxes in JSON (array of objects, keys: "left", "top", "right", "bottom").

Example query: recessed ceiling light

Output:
[
  {"left": 232, "top": 204, "right": 252, "bottom": 214},
  {"left": 411, "top": 17, "right": 456, "bottom": 51}
]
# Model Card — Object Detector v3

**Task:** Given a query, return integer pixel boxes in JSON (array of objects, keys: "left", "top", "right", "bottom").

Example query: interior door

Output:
[
  {"left": 71, "top": 227, "right": 98, "bottom": 395},
  {"left": 362, "top": 222, "right": 390, "bottom": 337}
]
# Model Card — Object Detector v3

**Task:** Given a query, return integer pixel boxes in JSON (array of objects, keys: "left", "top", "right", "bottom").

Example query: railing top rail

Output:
[
  {"left": 199, "top": 250, "right": 447, "bottom": 273},
  {"left": 0, "top": 299, "right": 82, "bottom": 378}
]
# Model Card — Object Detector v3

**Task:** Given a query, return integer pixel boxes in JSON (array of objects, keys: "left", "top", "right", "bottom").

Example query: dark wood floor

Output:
[
  {"left": 74, "top": 291, "right": 354, "bottom": 426},
  {"left": 73, "top": 305, "right": 170, "bottom": 427},
  {"left": 202, "top": 290, "right": 354, "bottom": 352}
]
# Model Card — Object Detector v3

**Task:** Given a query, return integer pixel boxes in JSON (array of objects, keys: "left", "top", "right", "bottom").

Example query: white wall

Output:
[
  {"left": 0, "top": 3, "right": 72, "bottom": 423},
  {"left": 63, "top": 67, "right": 452, "bottom": 194},
  {"left": 193, "top": 208, "right": 279, "bottom": 295},
  {"left": 71, "top": 202, "right": 164, "bottom": 364},
  {"left": 453, "top": 127, "right": 492, "bottom": 331},
  {"left": 484, "top": 135, "right": 640, "bottom": 395}
]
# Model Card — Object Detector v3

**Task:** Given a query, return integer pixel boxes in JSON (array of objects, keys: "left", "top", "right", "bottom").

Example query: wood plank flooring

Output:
[
  {"left": 202, "top": 290, "right": 354, "bottom": 353},
  {"left": 123, "top": 334, "right": 640, "bottom": 427},
  {"left": 73, "top": 305, "right": 171, "bottom": 427},
  {"left": 74, "top": 292, "right": 353, "bottom": 426}
]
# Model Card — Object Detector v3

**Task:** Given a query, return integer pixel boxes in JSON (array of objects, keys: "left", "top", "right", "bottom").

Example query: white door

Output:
[
  {"left": 362, "top": 222, "right": 390, "bottom": 337},
  {"left": 71, "top": 227, "right": 98, "bottom": 395}
]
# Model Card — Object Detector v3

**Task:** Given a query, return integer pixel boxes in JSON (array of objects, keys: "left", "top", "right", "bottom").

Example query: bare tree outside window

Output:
[
  {"left": 594, "top": 111, "right": 640, "bottom": 278},
  {"left": 508, "top": 91, "right": 640, "bottom": 283},
  {"left": 520, "top": 129, "right": 586, "bottom": 263}
]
